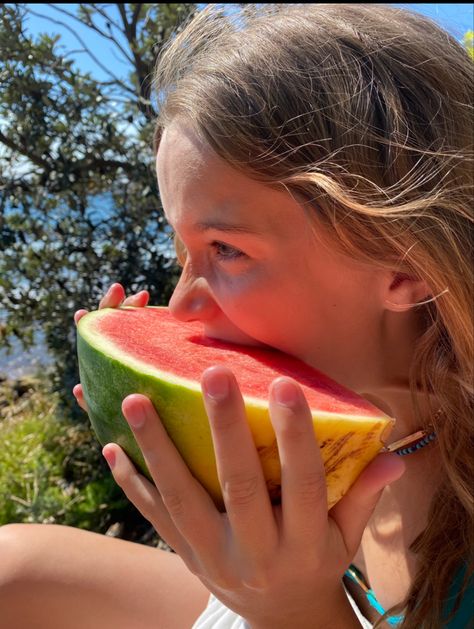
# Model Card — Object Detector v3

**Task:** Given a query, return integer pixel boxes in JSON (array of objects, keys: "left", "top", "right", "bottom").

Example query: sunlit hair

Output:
[{"left": 153, "top": 4, "right": 473, "bottom": 627}]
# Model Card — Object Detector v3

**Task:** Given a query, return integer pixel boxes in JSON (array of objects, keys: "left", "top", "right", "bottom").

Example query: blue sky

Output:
[
  {"left": 394, "top": 2, "right": 473, "bottom": 34},
  {"left": 23, "top": 4, "right": 474, "bottom": 82}
]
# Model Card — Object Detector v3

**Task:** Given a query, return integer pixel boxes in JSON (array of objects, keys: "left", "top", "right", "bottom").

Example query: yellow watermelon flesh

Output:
[{"left": 77, "top": 306, "right": 394, "bottom": 510}]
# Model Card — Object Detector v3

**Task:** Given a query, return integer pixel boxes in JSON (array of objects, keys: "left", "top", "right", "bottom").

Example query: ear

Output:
[{"left": 384, "top": 272, "right": 433, "bottom": 312}]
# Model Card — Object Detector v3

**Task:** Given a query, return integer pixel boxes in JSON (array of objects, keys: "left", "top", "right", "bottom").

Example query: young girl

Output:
[{"left": 1, "top": 4, "right": 472, "bottom": 628}]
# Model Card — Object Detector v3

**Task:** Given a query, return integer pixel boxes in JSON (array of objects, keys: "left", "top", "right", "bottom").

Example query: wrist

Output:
[{"left": 248, "top": 585, "right": 364, "bottom": 629}]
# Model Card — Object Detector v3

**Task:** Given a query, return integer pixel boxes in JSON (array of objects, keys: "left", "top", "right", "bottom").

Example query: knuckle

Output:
[
  {"left": 295, "top": 472, "right": 327, "bottom": 504},
  {"left": 242, "top": 565, "right": 272, "bottom": 591},
  {"left": 223, "top": 473, "right": 260, "bottom": 508},
  {"left": 111, "top": 458, "right": 141, "bottom": 489},
  {"left": 112, "top": 473, "right": 156, "bottom": 522},
  {"left": 111, "top": 466, "right": 132, "bottom": 489},
  {"left": 160, "top": 488, "right": 185, "bottom": 519},
  {"left": 196, "top": 567, "right": 234, "bottom": 591}
]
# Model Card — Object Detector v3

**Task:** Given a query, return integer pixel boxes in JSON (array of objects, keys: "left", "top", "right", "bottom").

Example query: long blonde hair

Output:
[{"left": 153, "top": 5, "right": 473, "bottom": 627}]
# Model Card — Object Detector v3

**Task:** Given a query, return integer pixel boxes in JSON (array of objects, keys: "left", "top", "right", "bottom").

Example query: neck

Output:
[
  {"left": 358, "top": 308, "right": 435, "bottom": 440},
  {"left": 360, "top": 384, "right": 438, "bottom": 443}
]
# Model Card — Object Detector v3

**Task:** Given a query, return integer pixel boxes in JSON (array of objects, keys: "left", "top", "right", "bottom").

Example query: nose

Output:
[{"left": 168, "top": 266, "right": 220, "bottom": 323}]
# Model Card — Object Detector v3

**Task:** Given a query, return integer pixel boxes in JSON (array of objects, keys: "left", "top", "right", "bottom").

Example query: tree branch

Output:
[
  {"left": 49, "top": 3, "right": 134, "bottom": 65},
  {"left": 117, "top": 4, "right": 155, "bottom": 120},
  {"left": 87, "top": 4, "right": 124, "bottom": 38},
  {"left": 0, "top": 130, "right": 50, "bottom": 170},
  {"left": 0, "top": 128, "right": 139, "bottom": 184},
  {"left": 28, "top": 7, "right": 136, "bottom": 95},
  {"left": 130, "top": 5, "right": 143, "bottom": 38},
  {"left": 116, "top": 4, "right": 129, "bottom": 32}
]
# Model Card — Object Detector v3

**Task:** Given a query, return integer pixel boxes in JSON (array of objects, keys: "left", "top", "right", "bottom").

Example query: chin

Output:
[{"left": 298, "top": 354, "right": 368, "bottom": 392}]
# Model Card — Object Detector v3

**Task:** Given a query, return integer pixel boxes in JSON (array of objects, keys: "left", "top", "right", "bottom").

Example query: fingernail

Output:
[
  {"left": 102, "top": 447, "right": 115, "bottom": 469},
  {"left": 203, "top": 369, "right": 230, "bottom": 400},
  {"left": 126, "top": 403, "right": 147, "bottom": 428},
  {"left": 272, "top": 379, "right": 300, "bottom": 407}
]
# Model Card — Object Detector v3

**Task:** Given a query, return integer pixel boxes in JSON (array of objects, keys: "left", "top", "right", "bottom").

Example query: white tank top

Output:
[{"left": 192, "top": 589, "right": 373, "bottom": 629}]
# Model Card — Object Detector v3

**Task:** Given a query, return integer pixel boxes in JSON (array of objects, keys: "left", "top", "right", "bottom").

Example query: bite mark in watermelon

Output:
[{"left": 77, "top": 306, "right": 394, "bottom": 509}]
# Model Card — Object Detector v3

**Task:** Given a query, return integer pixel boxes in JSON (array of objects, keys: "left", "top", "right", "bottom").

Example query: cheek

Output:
[
  {"left": 212, "top": 274, "right": 275, "bottom": 328},
  {"left": 220, "top": 286, "right": 300, "bottom": 348},
  {"left": 211, "top": 266, "right": 264, "bottom": 303},
  {"left": 210, "top": 259, "right": 329, "bottom": 345}
]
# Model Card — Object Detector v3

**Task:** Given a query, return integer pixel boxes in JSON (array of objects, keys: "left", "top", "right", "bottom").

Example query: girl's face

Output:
[{"left": 156, "top": 122, "right": 405, "bottom": 393}]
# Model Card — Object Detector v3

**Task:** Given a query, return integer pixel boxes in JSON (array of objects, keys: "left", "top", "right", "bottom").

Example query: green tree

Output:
[
  {"left": 463, "top": 30, "right": 474, "bottom": 60},
  {"left": 0, "top": 4, "right": 196, "bottom": 409}
]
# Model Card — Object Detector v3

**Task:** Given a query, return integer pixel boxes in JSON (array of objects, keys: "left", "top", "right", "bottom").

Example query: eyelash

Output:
[
  {"left": 169, "top": 230, "right": 246, "bottom": 268},
  {"left": 211, "top": 241, "right": 245, "bottom": 261}
]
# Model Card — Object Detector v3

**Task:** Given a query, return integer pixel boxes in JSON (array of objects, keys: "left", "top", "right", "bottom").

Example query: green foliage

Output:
[
  {"left": 463, "top": 30, "right": 474, "bottom": 60},
  {"left": 0, "top": 380, "right": 128, "bottom": 530},
  {"left": 0, "top": 4, "right": 197, "bottom": 409}
]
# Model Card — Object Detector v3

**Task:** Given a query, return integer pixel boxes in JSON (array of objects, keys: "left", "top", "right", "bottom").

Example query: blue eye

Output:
[{"left": 212, "top": 241, "right": 245, "bottom": 261}]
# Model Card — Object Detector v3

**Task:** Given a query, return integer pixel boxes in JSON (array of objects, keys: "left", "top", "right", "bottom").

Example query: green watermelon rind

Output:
[
  {"left": 77, "top": 308, "right": 394, "bottom": 508},
  {"left": 77, "top": 307, "right": 385, "bottom": 422},
  {"left": 77, "top": 331, "right": 225, "bottom": 502}
]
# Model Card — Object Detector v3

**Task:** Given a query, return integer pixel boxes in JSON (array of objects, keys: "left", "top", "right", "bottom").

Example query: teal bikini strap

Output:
[
  {"left": 346, "top": 562, "right": 474, "bottom": 627},
  {"left": 442, "top": 564, "right": 474, "bottom": 628},
  {"left": 344, "top": 564, "right": 404, "bottom": 626}
]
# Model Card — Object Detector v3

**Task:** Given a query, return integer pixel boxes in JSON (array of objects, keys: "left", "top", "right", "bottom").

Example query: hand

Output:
[
  {"left": 73, "top": 283, "right": 149, "bottom": 413},
  {"left": 100, "top": 366, "right": 405, "bottom": 629},
  {"left": 73, "top": 282, "right": 150, "bottom": 326}
]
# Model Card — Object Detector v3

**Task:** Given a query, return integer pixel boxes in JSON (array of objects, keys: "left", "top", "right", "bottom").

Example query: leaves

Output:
[
  {"left": 0, "top": 4, "right": 196, "bottom": 408},
  {"left": 463, "top": 30, "right": 474, "bottom": 60},
  {"left": 0, "top": 380, "right": 129, "bottom": 530}
]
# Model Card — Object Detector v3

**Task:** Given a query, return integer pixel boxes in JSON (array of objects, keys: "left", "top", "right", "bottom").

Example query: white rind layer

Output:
[{"left": 77, "top": 308, "right": 389, "bottom": 425}]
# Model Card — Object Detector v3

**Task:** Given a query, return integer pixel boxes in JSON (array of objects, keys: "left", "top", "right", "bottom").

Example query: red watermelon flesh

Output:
[
  {"left": 77, "top": 306, "right": 394, "bottom": 509},
  {"left": 95, "top": 307, "right": 379, "bottom": 416}
]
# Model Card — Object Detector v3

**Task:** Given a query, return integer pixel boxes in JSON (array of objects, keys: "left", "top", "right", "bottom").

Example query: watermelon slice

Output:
[{"left": 77, "top": 306, "right": 394, "bottom": 510}]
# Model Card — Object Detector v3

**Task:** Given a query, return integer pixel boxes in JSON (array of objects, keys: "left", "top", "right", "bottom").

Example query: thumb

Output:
[{"left": 330, "top": 453, "right": 405, "bottom": 555}]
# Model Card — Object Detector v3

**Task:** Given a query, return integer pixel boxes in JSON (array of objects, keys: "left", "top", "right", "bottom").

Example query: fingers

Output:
[
  {"left": 99, "top": 283, "right": 149, "bottom": 309},
  {"left": 101, "top": 443, "right": 191, "bottom": 554},
  {"left": 74, "top": 309, "right": 89, "bottom": 325},
  {"left": 202, "top": 367, "right": 277, "bottom": 552},
  {"left": 123, "top": 290, "right": 150, "bottom": 307},
  {"left": 75, "top": 284, "right": 148, "bottom": 327},
  {"left": 268, "top": 378, "right": 328, "bottom": 542},
  {"left": 99, "top": 283, "right": 126, "bottom": 309},
  {"left": 120, "top": 394, "right": 223, "bottom": 557},
  {"left": 72, "top": 384, "right": 89, "bottom": 413},
  {"left": 74, "top": 283, "right": 124, "bottom": 328},
  {"left": 330, "top": 452, "right": 405, "bottom": 555}
]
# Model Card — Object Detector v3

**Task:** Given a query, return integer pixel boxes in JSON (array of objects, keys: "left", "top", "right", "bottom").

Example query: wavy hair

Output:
[{"left": 153, "top": 5, "right": 474, "bottom": 627}]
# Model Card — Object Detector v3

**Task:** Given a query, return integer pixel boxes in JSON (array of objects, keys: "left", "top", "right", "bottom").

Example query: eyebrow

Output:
[{"left": 194, "top": 220, "right": 261, "bottom": 235}]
